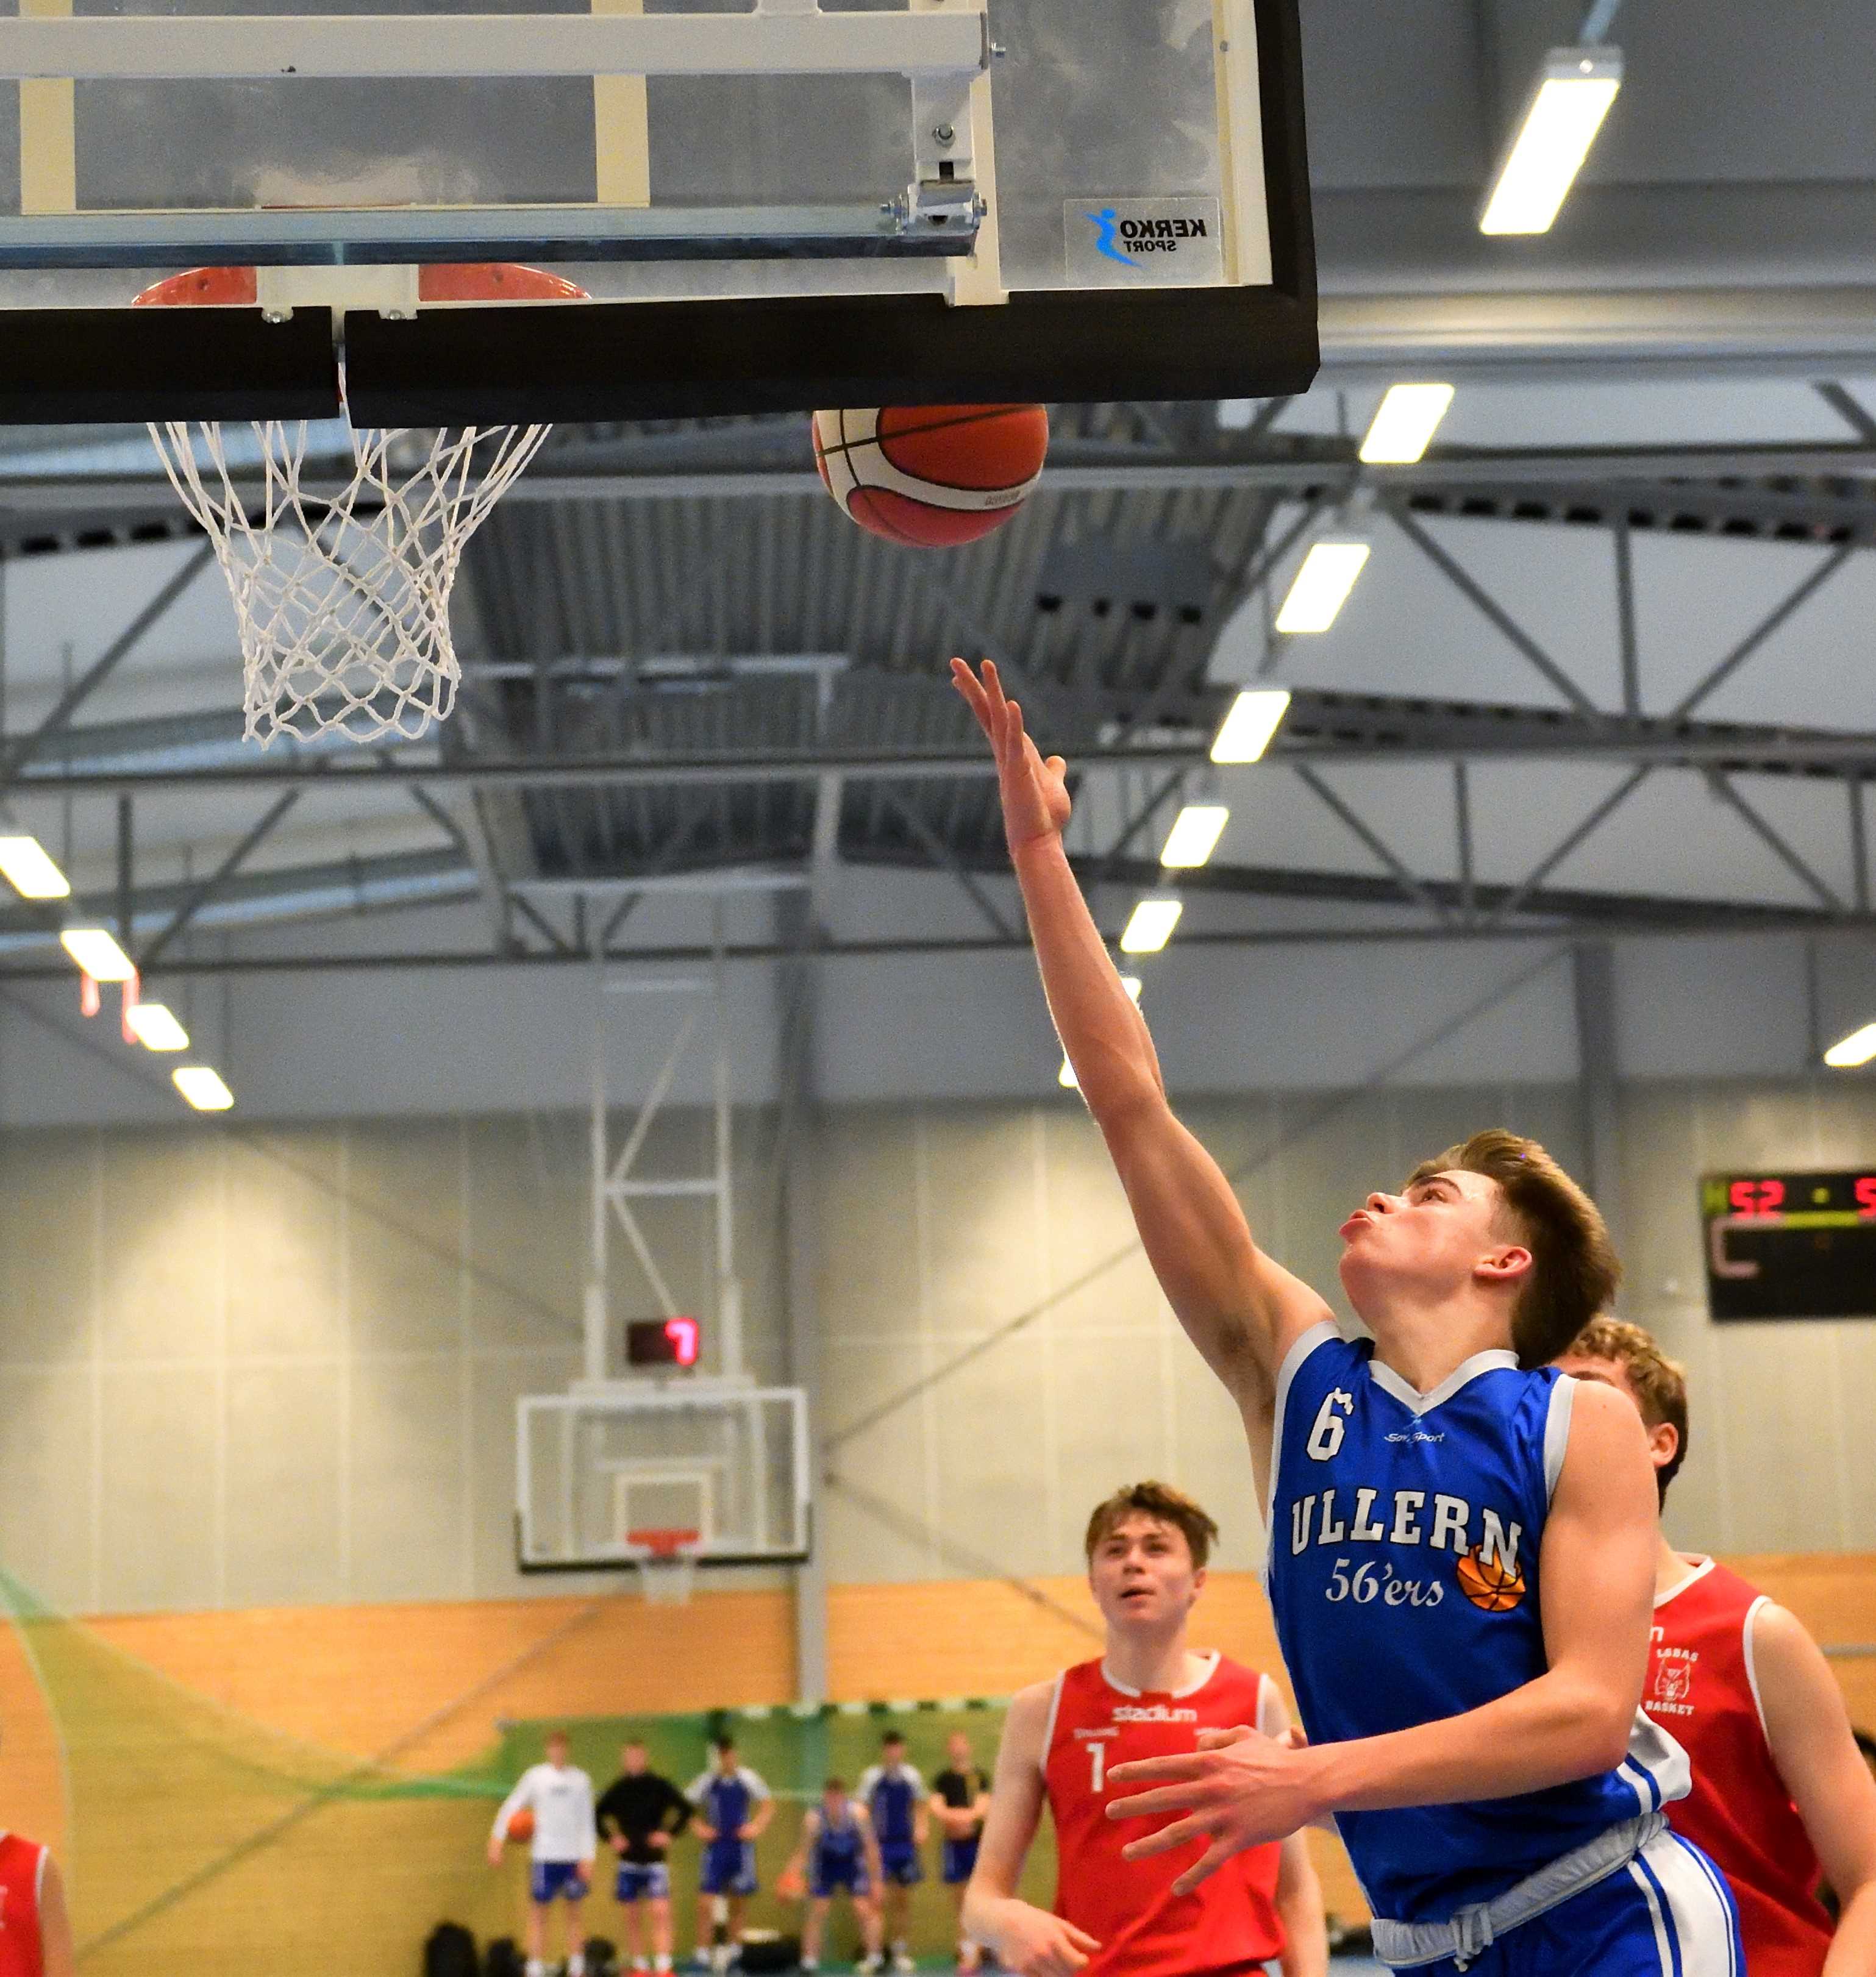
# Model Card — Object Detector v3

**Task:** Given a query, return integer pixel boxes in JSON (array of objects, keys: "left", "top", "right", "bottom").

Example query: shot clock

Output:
[{"left": 1700, "top": 1170, "right": 1876, "bottom": 1320}]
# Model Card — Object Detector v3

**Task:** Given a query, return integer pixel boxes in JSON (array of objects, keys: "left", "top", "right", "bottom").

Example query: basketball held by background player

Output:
[
  {"left": 777, "top": 1776, "right": 886, "bottom": 1973},
  {"left": 1555, "top": 1317, "right": 1876, "bottom": 1977},
  {"left": 963, "top": 1481, "right": 1326, "bottom": 1977},
  {"left": 954, "top": 652, "right": 1739, "bottom": 1977},
  {"left": 597, "top": 1739, "right": 693, "bottom": 1975},
  {"left": 931, "top": 1730, "right": 993, "bottom": 1973},
  {"left": 687, "top": 1736, "right": 775, "bottom": 1971},
  {"left": 489, "top": 1729, "right": 599, "bottom": 1977}
]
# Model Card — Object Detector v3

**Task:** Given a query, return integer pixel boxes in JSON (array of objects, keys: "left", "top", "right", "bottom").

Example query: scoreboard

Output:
[{"left": 1700, "top": 1170, "right": 1876, "bottom": 1321}]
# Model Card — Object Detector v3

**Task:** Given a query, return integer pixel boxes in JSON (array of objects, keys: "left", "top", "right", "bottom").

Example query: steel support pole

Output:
[{"left": 1571, "top": 940, "right": 1624, "bottom": 1253}]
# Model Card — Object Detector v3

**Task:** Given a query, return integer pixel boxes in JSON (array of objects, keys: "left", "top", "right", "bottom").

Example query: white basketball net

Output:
[{"left": 149, "top": 382, "right": 551, "bottom": 747}]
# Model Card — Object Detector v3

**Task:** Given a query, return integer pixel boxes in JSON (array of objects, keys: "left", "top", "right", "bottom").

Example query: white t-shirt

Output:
[{"left": 493, "top": 1761, "right": 599, "bottom": 1864}]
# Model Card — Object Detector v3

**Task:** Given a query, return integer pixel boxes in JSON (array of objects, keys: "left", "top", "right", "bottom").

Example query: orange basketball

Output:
[
  {"left": 811, "top": 404, "right": 1049, "bottom": 547},
  {"left": 1455, "top": 1547, "right": 1526, "bottom": 1613},
  {"left": 505, "top": 1808, "right": 536, "bottom": 1845}
]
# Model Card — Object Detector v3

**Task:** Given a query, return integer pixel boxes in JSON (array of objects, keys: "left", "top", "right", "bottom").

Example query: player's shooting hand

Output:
[
  {"left": 982, "top": 1897, "right": 1102, "bottom": 1977},
  {"left": 950, "top": 658, "right": 1071, "bottom": 852},
  {"left": 1105, "top": 1726, "right": 1325, "bottom": 1896}
]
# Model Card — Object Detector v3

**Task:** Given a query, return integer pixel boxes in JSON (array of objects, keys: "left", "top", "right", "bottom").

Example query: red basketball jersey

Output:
[
  {"left": 1043, "top": 1653, "right": 1285, "bottom": 1977},
  {"left": 1647, "top": 1558, "right": 1831, "bottom": 1977},
  {"left": 0, "top": 1834, "right": 46, "bottom": 1977}
]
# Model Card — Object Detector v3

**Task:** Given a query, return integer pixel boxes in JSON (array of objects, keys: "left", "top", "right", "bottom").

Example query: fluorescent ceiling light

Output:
[
  {"left": 1059, "top": 977, "right": 1142, "bottom": 1089},
  {"left": 1275, "top": 541, "right": 1369, "bottom": 634},
  {"left": 0, "top": 835, "right": 70, "bottom": 900},
  {"left": 1160, "top": 805, "right": 1230, "bottom": 869},
  {"left": 60, "top": 926, "right": 137, "bottom": 981},
  {"left": 1210, "top": 688, "right": 1291, "bottom": 764},
  {"left": 1120, "top": 897, "right": 1182, "bottom": 955},
  {"left": 126, "top": 1002, "right": 190, "bottom": 1052},
  {"left": 173, "top": 1065, "right": 234, "bottom": 1111},
  {"left": 1480, "top": 49, "right": 1623, "bottom": 237},
  {"left": 1823, "top": 1022, "right": 1876, "bottom": 1070},
  {"left": 1360, "top": 383, "right": 1455, "bottom": 465}
]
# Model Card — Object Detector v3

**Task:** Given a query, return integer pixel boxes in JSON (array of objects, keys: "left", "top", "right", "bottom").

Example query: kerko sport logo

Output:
[
  {"left": 1063, "top": 196, "right": 1224, "bottom": 287},
  {"left": 1087, "top": 207, "right": 1212, "bottom": 266}
]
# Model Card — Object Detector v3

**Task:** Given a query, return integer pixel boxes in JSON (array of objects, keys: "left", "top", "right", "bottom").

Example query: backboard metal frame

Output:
[
  {"left": 515, "top": 1381, "right": 813, "bottom": 1575},
  {"left": 0, "top": 0, "right": 1314, "bottom": 421}
]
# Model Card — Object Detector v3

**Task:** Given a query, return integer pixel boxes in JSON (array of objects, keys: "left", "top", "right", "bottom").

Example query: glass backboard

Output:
[{"left": 0, "top": 0, "right": 1315, "bottom": 419}]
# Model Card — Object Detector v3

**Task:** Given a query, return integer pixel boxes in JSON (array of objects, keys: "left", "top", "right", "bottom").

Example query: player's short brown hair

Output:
[
  {"left": 1083, "top": 1481, "right": 1218, "bottom": 1570},
  {"left": 1407, "top": 1130, "right": 1621, "bottom": 1367},
  {"left": 1564, "top": 1315, "right": 1689, "bottom": 1507}
]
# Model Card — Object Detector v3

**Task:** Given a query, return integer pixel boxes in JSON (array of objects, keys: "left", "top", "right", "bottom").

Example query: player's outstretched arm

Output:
[
  {"left": 780, "top": 1812, "right": 816, "bottom": 1887},
  {"left": 951, "top": 660, "right": 1333, "bottom": 1464},
  {"left": 1106, "top": 1383, "right": 1659, "bottom": 1887},
  {"left": 1752, "top": 1602, "right": 1876, "bottom": 1977},
  {"left": 963, "top": 1681, "right": 1100, "bottom": 1977}
]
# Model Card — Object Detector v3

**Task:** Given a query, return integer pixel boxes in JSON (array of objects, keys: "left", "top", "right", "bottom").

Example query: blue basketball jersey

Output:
[
  {"left": 688, "top": 1765, "right": 768, "bottom": 1840},
  {"left": 857, "top": 1763, "right": 923, "bottom": 1849},
  {"left": 1264, "top": 1323, "right": 1689, "bottom": 1926},
  {"left": 811, "top": 1801, "right": 866, "bottom": 1875}
]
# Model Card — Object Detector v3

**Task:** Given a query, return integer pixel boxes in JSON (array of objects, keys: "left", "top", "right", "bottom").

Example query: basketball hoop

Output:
[
  {"left": 134, "top": 262, "right": 585, "bottom": 749},
  {"left": 628, "top": 1527, "right": 702, "bottom": 1608}
]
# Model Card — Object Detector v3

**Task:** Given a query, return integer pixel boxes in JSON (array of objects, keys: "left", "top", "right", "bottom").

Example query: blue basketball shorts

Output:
[
  {"left": 530, "top": 1859, "right": 591, "bottom": 1904},
  {"left": 1402, "top": 1833, "right": 1741, "bottom": 1977},
  {"left": 810, "top": 1856, "right": 871, "bottom": 1901},
  {"left": 700, "top": 1840, "right": 758, "bottom": 1898},
  {"left": 616, "top": 1862, "right": 671, "bottom": 1903},
  {"left": 941, "top": 1837, "right": 979, "bottom": 1886},
  {"left": 876, "top": 1842, "right": 922, "bottom": 1888}
]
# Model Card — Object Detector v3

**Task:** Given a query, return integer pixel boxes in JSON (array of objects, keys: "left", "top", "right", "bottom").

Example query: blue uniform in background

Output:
[
  {"left": 808, "top": 1798, "right": 872, "bottom": 1900},
  {"left": 1266, "top": 1323, "right": 1740, "bottom": 1975},
  {"left": 688, "top": 1765, "right": 770, "bottom": 1898},
  {"left": 857, "top": 1762, "right": 924, "bottom": 1886}
]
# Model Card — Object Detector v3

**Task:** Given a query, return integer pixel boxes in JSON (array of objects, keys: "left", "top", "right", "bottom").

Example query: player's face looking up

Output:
[
  {"left": 946, "top": 1732, "right": 971, "bottom": 1767},
  {"left": 1336, "top": 1169, "right": 1531, "bottom": 1320},
  {"left": 622, "top": 1741, "right": 646, "bottom": 1773},
  {"left": 1086, "top": 1514, "right": 1203, "bottom": 1631}
]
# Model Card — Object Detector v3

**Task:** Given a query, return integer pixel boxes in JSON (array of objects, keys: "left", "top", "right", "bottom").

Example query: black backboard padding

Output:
[
  {"left": 0, "top": 307, "right": 338, "bottom": 424},
  {"left": 347, "top": 282, "right": 1319, "bottom": 426}
]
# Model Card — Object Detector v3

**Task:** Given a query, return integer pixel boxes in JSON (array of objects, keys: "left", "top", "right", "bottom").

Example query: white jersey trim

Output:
[
  {"left": 1543, "top": 1373, "right": 1577, "bottom": 1502},
  {"left": 1037, "top": 1672, "right": 1066, "bottom": 1781},
  {"left": 34, "top": 1840, "right": 45, "bottom": 1905},
  {"left": 1368, "top": 1346, "right": 1518, "bottom": 1417},
  {"left": 1653, "top": 1555, "right": 1716, "bottom": 1609},
  {"left": 1097, "top": 1650, "right": 1221, "bottom": 1700},
  {"left": 1265, "top": 1319, "right": 1339, "bottom": 1530},
  {"left": 1254, "top": 1673, "right": 1286, "bottom": 1742},
  {"left": 1741, "top": 1594, "right": 1772, "bottom": 1742}
]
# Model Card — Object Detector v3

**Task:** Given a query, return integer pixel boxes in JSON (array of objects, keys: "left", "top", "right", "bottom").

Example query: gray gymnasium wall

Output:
[
  {"left": 0, "top": 1108, "right": 788, "bottom": 1618},
  {"left": 0, "top": 1077, "right": 1871, "bottom": 1619}
]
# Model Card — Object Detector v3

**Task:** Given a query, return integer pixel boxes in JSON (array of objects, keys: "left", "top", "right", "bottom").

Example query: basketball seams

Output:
[{"left": 811, "top": 401, "right": 1047, "bottom": 547}]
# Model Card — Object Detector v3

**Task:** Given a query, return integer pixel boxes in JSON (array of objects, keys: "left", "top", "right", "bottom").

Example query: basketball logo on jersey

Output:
[
  {"left": 1649, "top": 1646, "right": 1697, "bottom": 1714},
  {"left": 1455, "top": 1544, "right": 1525, "bottom": 1612}
]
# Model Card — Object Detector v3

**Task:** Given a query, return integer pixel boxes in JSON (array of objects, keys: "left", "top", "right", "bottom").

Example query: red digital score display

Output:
[
  {"left": 626, "top": 1317, "right": 702, "bottom": 1368},
  {"left": 1702, "top": 1170, "right": 1876, "bottom": 1320}
]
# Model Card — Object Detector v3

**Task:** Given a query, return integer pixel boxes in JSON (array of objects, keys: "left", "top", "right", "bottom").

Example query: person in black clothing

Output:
[
  {"left": 929, "top": 1731, "right": 992, "bottom": 1974},
  {"left": 596, "top": 1740, "right": 693, "bottom": 1973}
]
